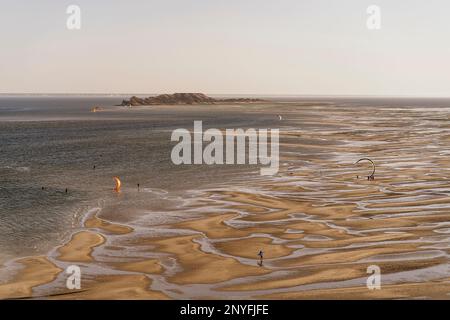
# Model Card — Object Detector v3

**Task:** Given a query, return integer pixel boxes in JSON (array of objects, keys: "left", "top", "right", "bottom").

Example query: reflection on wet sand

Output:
[{"left": 1, "top": 103, "right": 450, "bottom": 299}]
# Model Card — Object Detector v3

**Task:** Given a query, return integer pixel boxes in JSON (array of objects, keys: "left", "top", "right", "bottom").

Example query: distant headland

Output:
[{"left": 119, "top": 93, "right": 266, "bottom": 106}]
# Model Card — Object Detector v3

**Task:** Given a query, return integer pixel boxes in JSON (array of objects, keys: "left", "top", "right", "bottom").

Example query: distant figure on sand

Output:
[
  {"left": 137, "top": 183, "right": 140, "bottom": 191},
  {"left": 257, "top": 249, "right": 264, "bottom": 266},
  {"left": 278, "top": 115, "right": 282, "bottom": 120},
  {"left": 258, "top": 250, "right": 264, "bottom": 260}
]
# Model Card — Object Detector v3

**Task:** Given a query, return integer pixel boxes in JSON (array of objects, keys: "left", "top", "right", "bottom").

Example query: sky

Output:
[{"left": 0, "top": 0, "right": 449, "bottom": 96}]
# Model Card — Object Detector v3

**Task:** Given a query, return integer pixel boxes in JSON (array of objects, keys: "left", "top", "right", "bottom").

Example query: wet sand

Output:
[
  {"left": 1, "top": 102, "right": 450, "bottom": 299},
  {"left": 0, "top": 257, "right": 62, "bottom": 299}
]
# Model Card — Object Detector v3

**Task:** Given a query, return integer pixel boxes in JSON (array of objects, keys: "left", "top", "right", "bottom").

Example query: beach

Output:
[{"left": 0, "top": 98, "right": 450, "bottom": 299}]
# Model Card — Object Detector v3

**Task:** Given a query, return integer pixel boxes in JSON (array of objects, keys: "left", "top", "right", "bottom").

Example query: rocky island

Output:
[{"left": 119, "top": 93, "right": 265, "bottom": 106}]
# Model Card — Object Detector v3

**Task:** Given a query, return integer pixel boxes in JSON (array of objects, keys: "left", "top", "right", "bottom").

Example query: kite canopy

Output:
[
  {"left": 355, "top": 158, "right": 375, "bottom": 179},
  {"left": 113, "top": 176, "right": 121, "bottom": 192}
]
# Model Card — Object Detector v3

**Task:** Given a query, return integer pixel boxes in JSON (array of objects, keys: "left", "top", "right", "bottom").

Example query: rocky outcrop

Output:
[{"left": 119, "top": 93, "right": 265, "bottom": 106}]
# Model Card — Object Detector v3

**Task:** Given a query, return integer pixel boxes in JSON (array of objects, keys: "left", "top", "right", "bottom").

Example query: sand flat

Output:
[
  {"left": 114, "top": 259, "right": 163, "bottom": 274},
  {"left": 57, "top": 231, "right": 105, "bottom": 262},
  {"left": 0, "top": 257, "right": 62, "bottom": 299},
  {"left": 214, "top": 237, "right": 294, "bottom": 259},
  {"left": 85, "top": 215, "right": 133, "bottom": 235},
  {"left": 53, "top": 275, "right": 169, "bottom": 300},
  {"left": 149, "top": 235, "right": 270, "bottom": 284},
  {"left": 258, "top": 279, "right": 450, "bottom": 300}
]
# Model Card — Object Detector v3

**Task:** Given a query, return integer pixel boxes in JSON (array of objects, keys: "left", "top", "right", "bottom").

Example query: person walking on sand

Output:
[
  {"left": 258, "top": 250, "right": 264, "bottom": 260},
  {"left": 257, "top": 249, "right": 264, "bottom": 267}
]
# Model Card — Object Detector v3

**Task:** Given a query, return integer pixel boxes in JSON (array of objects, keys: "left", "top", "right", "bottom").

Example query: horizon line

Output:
[{"left": 1, "top": 93, "right": 450, "bottom": 99}]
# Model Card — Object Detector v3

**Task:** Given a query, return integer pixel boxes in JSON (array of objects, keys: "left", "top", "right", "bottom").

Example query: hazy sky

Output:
[{"left": 1, "top": 0, "right": 449, "bottom": 95}]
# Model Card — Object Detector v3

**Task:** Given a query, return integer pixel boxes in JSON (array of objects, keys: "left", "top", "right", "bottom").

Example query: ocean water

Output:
[{"left": 0, "top": 96, "right": 280, "bottom": 263}]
